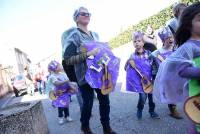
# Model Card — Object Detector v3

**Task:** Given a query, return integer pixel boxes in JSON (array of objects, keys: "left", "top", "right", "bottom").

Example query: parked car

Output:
[{"left": 12, "top": 74, "right": 27, "bottom": 97}]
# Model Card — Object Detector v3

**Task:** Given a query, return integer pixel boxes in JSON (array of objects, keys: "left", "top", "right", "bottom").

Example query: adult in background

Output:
[
  {"left": 34, "top": 63, "right": 45, "bottom": 94},
  {"left": 24, "top": 66, "right": 35, "bottom": 96},
  {"left": 164, "top": 2, "right": 187, "bottom": 119},
  {"left": 166, "top": 3, "right": 187, "bottom": 36},
  {"left": 143, "top": 25, "right": 157, "bottom": 52}
]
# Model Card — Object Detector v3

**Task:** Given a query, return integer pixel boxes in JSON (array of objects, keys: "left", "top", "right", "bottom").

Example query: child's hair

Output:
[
  {"left": 158, "top": 27, "right": 173, "bottom": 43},
  {"left": 172, "top": 3, "right": 187, "bottom": 18},
  {"left": 175, "top": 2, "right": 200, "bottom": 47},
  {"left": 48, "top": 60, "right": 59, "bottom": 72},
  {"left": 132, "top": 31, "right": 144, "bottom": 41}
]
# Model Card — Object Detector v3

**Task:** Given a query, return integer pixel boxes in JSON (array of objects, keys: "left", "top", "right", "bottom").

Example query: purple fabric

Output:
[
  {"left": 52, "top": 82, "right": 70, "bottom": 108},
  {"left": 178, "top": 62, "right": 200, "bottom": 79},
  {"left": 126, "top": 50, "right": 152, "bottom": 93},
  {"left": 83, "top": 42, "right": 120, "bottom": 91},
  {"left": 153, "top": 40, "right": 200, "bottom": 104},
  {"left": 67, "top": 82, "right": 79, "bottom": 95},
  {"left": 156, "top": 51, "right": 173, "bottom": 64},
  {"left": 52, "top": 93, "right": 70, "bottom": 108},
  {"left": 54, "top": 83, "right": 69, "bottom": 96},
  {"left": 188, "top": 122, "right": 199, "bottom": 134}
]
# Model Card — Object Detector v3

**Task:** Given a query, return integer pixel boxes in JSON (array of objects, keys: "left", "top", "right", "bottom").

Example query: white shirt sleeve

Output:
[
  {"left": 50, "top": 74, "right": 57, "bottom": 84},
  {"left": 60, "top": 72, "right": 69, "bottom": 81}
]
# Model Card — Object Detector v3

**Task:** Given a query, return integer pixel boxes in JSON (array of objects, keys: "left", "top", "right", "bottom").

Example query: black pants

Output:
[
  {"left": 80, "top": 83, "right": 110, "bottom": 128},
  {"left": 58, "top": 107, "right": 69, "bottom": 118},
  {"left": 62, "top": 60, "right": 77, "bottom": 82},
  {"left": 137, "top": 93, "right": 155, "bottom": 113}
]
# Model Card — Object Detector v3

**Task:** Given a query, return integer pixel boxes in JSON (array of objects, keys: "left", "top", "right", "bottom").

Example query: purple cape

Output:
[
  {"left": 83, "top": 42, "right": 120, "bottom": 91},
  {"left": 126, "top": 51, "right": 152, "bottom": 93},
  {"left": 52, "top": 83, "right": 70, "bottom": 108}
]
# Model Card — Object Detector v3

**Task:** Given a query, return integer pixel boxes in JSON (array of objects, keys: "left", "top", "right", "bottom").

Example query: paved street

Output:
[{"left": 0, "top": 85, "right": 188, "bottom": 134}]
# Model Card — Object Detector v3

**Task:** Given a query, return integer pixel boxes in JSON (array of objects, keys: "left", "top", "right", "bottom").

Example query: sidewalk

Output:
[{"left": 0, "top": 92, "right": 15, "bottom": 109}]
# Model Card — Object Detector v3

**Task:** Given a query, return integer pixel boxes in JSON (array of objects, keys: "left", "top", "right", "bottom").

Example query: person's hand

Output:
[{"left": 87, "top": 48, "right": 99, "bottom": 56}]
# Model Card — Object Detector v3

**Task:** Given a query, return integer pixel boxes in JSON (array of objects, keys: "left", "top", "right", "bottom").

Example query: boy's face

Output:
[
  {"left": 133, "top": 37, "right": 144, "bottom": 50},
  {"left": 163, "top": 35, "right": 174, "bottom": 47}
]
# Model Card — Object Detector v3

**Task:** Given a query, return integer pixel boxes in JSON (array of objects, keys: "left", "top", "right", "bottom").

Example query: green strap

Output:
[
  {"left": 189, "top": 57, "right": 200, "bottom": 131},
  {"left": 197, "top": 124, "right": 200, "bottom": 133},
  {"left": 189, "top": 57, "right": 200, "bottom": 96}
]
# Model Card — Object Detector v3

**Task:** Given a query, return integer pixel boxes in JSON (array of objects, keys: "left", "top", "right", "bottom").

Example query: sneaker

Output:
[
  {"left": 58, "top": 117, "right": 65, "bottom": 125},
  {"left": 137, "top": 110, "right": 142, "bottom": 120},
  {"left": 150, "top": 112, "right": 160, "bottom": 119},
  {"left": 66, "top": 116, "right": 73, "bottom": 122}
]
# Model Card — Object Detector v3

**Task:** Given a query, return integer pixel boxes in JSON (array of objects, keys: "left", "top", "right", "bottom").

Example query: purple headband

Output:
[
  {"left": 48, "top": 60, "right": 59, "bottom": 72},
  {"left": 132, "top": 31, "right": 144, "bottom": 40},
  {"left": 158, "top": 27, "right": 173, "bottom": 43}
]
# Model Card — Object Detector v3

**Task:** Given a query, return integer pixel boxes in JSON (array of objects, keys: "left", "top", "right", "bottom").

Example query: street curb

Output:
[{"left": 0, "top": 93, "right": 14, "bottom": 109}]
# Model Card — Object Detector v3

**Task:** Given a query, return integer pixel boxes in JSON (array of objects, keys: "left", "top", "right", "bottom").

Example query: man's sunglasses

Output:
[{"left": 78, "top": 12, "right": 91, "bottom": 17}]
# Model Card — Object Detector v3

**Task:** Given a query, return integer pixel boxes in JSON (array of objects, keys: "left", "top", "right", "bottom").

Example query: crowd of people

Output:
[{"left": 19, "top": 2, "right": 200, "bottom": 134}]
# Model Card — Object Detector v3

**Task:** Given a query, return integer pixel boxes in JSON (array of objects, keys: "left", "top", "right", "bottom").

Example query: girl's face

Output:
[
  {"left": 55, "top": 64, "right": 63, "bottom": 72},
  {"left": 191, "top": 13, "right": 200, "bottom": 38},
  {"left": 164, "top": 35, "right": 174, "bottom": 47},
  {"left": 133, "top": 37, "right": 144, "bottom": 50}
]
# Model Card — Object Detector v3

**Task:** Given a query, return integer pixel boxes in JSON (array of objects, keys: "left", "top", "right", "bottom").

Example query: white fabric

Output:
[{"left": 151, "top": 48, "right": 173, "bottom": 57}]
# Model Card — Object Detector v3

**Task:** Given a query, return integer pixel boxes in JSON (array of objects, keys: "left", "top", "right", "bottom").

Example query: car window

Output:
[{"left": 15, "top": 75, "right": 23, "bottom": 80}]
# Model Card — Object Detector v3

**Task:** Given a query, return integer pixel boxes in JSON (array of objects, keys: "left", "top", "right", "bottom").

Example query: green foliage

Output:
[
  {"left": 109, "top": 0, "right": 199, "bottom": 49},
  {"left": 109, "top": 6, "right": 173, "bottom": 49},
  {"left": 181, "top": 0, "right": 199, "bottom": 4}
]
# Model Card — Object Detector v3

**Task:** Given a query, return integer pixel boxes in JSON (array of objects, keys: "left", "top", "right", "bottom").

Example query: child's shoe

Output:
[
  {"left": 58, "top": 117, "right": 65, "bottom": 125},
  {"left": 66, "top": 116, "right": 73, "bottom": 122},
  {"left": 150, "top": 112, "right": 160, "bottom": 119}
]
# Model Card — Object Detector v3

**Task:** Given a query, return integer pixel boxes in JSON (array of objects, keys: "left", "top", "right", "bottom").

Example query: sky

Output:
[{"left": 0, "top": 0, "right": 177, "bottom": 63}]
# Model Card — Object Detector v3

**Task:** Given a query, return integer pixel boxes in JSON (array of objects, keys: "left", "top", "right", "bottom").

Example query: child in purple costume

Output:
[
  {"left": 150, "top": 27, "right": 182, "bottom": 119},
  {"left": 48, "top": 61, "right": 73, "bottom": 125},
  {"left": 154, "top": 3, "right": 200, "bottom": 133},
  {"left": 125, "top": 31, "right": 159, "bottom": 120}
]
